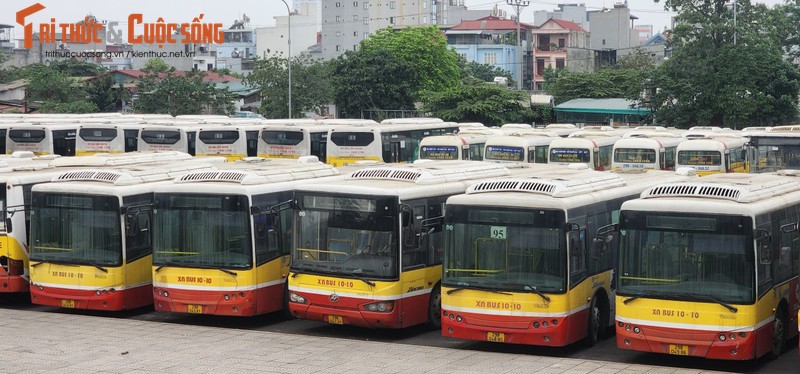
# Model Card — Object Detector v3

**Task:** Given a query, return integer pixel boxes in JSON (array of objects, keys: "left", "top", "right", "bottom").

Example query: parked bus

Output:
[
  {"left": 612, "top": 131, "right": 683, "bottom": 171},
  {"left": 257, "top": 120, "right": 334, "bottom": 161},
  {"left": 418, "top": 133, "right": 490, "bottom": 161},
  {"left": 287, "top": 161, "right": 519, "bottom": 328},
  {"left": 676, "top": 136, "right": 748, "bottom": 175},
  {"left": 1, "top": 152, "right": 194, "bottom": 295},
  {"left": 483, "top": 132, "right": 560, "bottom": 164},
  {"left": 440, "top": 167, "right": 697, "bottom": 347},
  {"left": 76, "top": 123, "right": 142, "bottom": 156},
  {"left": 745, "top": 125, "right": 800, "bottom": 173},
  {"left": 151, "top": 158, "right": 344, "bottom": 316},
  {"left": 6, "top": 123, "right": 77, "bottom": 156},
  {"left": 548, "top": 129, "right": 621, "bottom": 170},
  {"left": 195, "top": 124, "right": 259, "bottom": 161},
  {"left": 28, "top": 158, "right": 223, "bottom": 311},
  {"left": 326, "top": 122, "right": 459, "bottom": 166},
  {"left": 541, "top": 123, "right": 580, "bottom": 137},
  {"left": 137, "top": 122, "right": 204, "bottom": 155},
  {"left": 614, "top": 172, "right": 800, "bottom": 360}
]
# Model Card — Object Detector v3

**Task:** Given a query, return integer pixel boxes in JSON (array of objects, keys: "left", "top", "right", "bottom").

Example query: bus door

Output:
[
  {"left": 725, "top": 151, "right": 732, "bottom": 172},
  {"left": 246, "top": 130, "right": 258, "bottom": 157},
  {"left": 659, "top": 150, "right": 666, "bottom": 170},
  {"left": 187, "top": 131, "right": 197, "bottom": 155},
  {"left": 400, "top": 200, "right": 444, "bottom": 324},
  {"left": 53, "top": 130, "right": 76, "bottom": 156},
  {"left": 310, "top": 133, "right": 327, "bottom": 163},
  {"left": 0, "top": 129, "right": 6, "bottom": 154},
  {"left": 124, "top": 130, "right": 138, "bottom": 152}
]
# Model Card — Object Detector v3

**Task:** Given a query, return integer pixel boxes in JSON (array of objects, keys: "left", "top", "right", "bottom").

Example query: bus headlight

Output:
[
  {"left": 289, "top": 292, "right": 306, "bottom": 304},
  {"left": 363, "top": 301, "right": 394, "bottom": 313}
]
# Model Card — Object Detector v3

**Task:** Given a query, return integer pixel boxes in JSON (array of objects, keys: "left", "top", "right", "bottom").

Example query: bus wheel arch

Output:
[
  {"left": 427, "top": 282, "right": 442, "bottom": 329},
  {"left": 585, "top": 289, "right": 610, "bottom": 346},
  {"left": 767, "top": 300, "right": 789, "bottom": 360}
]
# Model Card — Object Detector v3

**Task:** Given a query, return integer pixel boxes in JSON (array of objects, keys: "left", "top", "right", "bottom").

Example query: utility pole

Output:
[
  {"left": 280, "top": 0, "right": 293, "bottom": 118},
  {"left": 507, "top": 0, "right": 530, "bottom": 91}
]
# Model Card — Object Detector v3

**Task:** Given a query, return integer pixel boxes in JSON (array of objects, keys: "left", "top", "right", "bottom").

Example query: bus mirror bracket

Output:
[
  {"left": 754, "top": 228, "right": 772, "bottom": 264},
  {"left": 400, "top": 205, "right": 414, "bottom": 227},
  {"left": 4, "top": 218, "right": 10, "bottom": 232},
  {"left": 780, "top": 223, "right": 798, "bottom": 233},
  {"left": 565, "top": 222, "right": 581, "bottom": 232},
  {"left": 420, "top": 216, "right": 443, "bottom": 234}
]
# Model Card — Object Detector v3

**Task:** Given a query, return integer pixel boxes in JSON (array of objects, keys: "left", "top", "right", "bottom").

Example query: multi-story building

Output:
[
  {"left": 533, "top": 3, "right": 589, "bottom": 31},
  {"left": 319, "top": 0, "right": 493, "bottom": 60},
  {"left": 216, "top": 16, "right": 257, "bottom": 75},
  {"left": 588, "top": 2, "right": 639, "bottom": 52},
  {"left": 257, "top": 2, "right": 319, "bottom": 60},
  {"left": 532, "top": 18, "right": 586, "bottom": 90},
  {"left": 446, "top": 16, "right": 532, "bottom": 87},
  {"left": 634, "top": 24, "right": 653, "bottom": 44}
]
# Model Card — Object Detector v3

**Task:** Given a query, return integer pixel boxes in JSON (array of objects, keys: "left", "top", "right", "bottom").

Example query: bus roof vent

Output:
[
  {"left": 641, "top": 175, "right": 800, "bottom": 202},
  {"left": 176, "top": 163, "right": 338, "bottom": 185},
  {"left": 769, "top": 125, "right": 800, "bottom": 132},
  {"left": 177, "top": 170, "right": 247, "bottom": 183},
  {"left": 54, "top": 170, "right": 122, "bottom": 183},
  {"left": 467, "top": 170, "right": 625, "bottom": 197},
  {"left": 347, "top": 161, "right": 508, "bottom": 184}
]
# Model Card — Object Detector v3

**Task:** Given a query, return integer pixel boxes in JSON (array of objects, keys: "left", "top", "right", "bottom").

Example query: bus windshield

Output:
[
  {"left": 153, "top": 194, "right": 252, "bottom": 269},
  {"left": 443, "top": 206, "right": 566, "bottom": 293},
  {"left": 292, "top": 193, "right": 398, "bottom": 279},
  {"left": 420, "top": 145, "right": 458, "bottom": 160},
  {"left": 141, "top": 130, "right": 181, "bottom": 145},
  {"left": 0, "top": 184, "right": 6, "bottom": 232},
  {"left": 79, "top": 128, "right": 117, "bottom": 141},
  {"left": 748, "top": 137, "right": 800, "bottom": 172},
  {"left": 678, "top": 150, "right": 721, "bottom": 166},
  {"left": 29, "top": 193, "right": 121, "bottom": 266},
  {"left": 618, "top": 211, "right": 754, "bottom": 304},
  {"left": 615, "top": 148, "right": 656, "bottom": 163}
]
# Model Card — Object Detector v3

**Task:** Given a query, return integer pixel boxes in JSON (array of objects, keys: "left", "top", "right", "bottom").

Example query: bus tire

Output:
[
  {"left": 585, "top": 294, "right": 604, "bottom": 347},
  {"left": 427, "top": 284, "right": 442, "bottom": 329},
  {"left": 767, "top": 305, "right": 787, "bottom": 360}
]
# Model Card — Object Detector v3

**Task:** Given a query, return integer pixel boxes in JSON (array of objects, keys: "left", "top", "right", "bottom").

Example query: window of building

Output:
[
  {"left": 354, "top": 31, "right": 358, "bottom": 36},
  {"left": 336, "top": 2, "right": 341, "bottom": 7},
  {"left": 363, "top": 2, "right": 369, "bottom": 9},
  {"left": 423, "top": 16, "right": 427, "bottom": 23},
  {"left": 389, "top": 17, "right": 395, "bottom": 24},
  {"left": 336, "top": 45, "right": 341, "bottom": 51},
  {"left": 558, "top": 38, "right": 565, "bottom": 48},
  {"left": 390, "top": 1, "right": 396, "bottom": 9},
  {"left": 602, "top": 39, "right": 606, "bottom": 45},
  {"left": 363, "top": 17, "right": 369, "bottom": 25},
  {"left": 424, "top": 1, "right": 427, "bottom": 9},
  {"left": 459, "top": 53, "right": 467, "bottom": 60},
  {"left": 484, "top": 53, "right": 497, "bottom": 65},
  {"left": 556, "top": 58, "right": 565, "bottom": 69},
  {"left": 336, "top": 31, "right": 341, "bottom": 37},
  {"left": 336, "top": 16, "right": 342, "bottom": 22},
  {"left": 354, "top": 1, "right": 358, "bottom": 6},
  {"left": 354, "top": 45, "right": 358, "bottom": 51},
  {"left": 353, "top": 15, "right": 358, "bottom": 21}
]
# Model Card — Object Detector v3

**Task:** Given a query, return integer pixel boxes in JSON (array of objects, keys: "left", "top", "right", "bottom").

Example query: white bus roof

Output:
[
  {"left": 676, "top": 137, "right": 746, "bottom": 151},
  {"left": 623, "top": 171, "right": 800, "bottom": 216},
  {"left": 550, "top": 135, "right": 620, "bottom": 148},
  {"left": 48, "top": 151, "right": 195, "bottom": 167},
  {"left": 380, "top": 118, "right": 443, "bottom": 125},
  {"left": 318, "top": 119, "right": 379, "bottom": 126},
  {"left": 419, "top": 134, "right": 489, "bottom": 146},
  {"left": 42, "top": 160, "right": 222, "bottom": 188},
  {"left": 172, "top": 157, "right": 339, "bottom": 185},
  {"left": 613, "top": 137, "right": 683, "bottom": 150},
  {"left": 485, "top": 135, "right": 559, "bottom": 148},
  {"left": 448, "top": 168, "right": 697, "bottom": 209}
]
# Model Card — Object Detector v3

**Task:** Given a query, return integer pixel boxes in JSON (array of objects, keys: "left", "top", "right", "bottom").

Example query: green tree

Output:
[
  {"left": 26, "top": 65, "right": 81, "bottom": 103},
  {"left": 361, "top": 26, "right": 461, "bottom": 96},
  {"left": 545, "top": 68, "right": 646, "bottom": 104},
  {"left": 331, "top": 48, "right": 418, "bottom": 119},
  {"left": 420, "top": 84, "right": 534, "bottom": 126},
  {"left": 134, "top": 70, "right": 235, "bottom": 115},
  {"left": 651, "top": 0, "right": 800, "bottom": 127},
  {"left": 47, "top": 60, "right": 106, "bottom": 77},
  {"left": 247, "top": 53, "right": 333, "bottom": 118},
  {"left": 461, "top": 61, "right": 515, "bottom": 85},
  {"left": 86, "top": 74, "right": 125, "bottom": 112},
  {"left": 142, "top": 58, "right": 171, "bottom": 73}
]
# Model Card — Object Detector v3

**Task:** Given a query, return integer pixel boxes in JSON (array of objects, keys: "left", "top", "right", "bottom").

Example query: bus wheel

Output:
[
  {"left": 767, "top": 307, "right": 786, "bottom": 360},
  {"left": 585, "top": 295, "right": 602, "bottom": 346},
  {"left": 427, "top": 285, "right": 442, "bottom": 329}
]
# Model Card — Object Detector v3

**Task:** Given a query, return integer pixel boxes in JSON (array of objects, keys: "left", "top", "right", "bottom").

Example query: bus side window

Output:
[
  {"left": 535, "top": 146, "right": 548, "bottom": 163},
  {"left": 568, "top": 228, "right": 587, "bottom": 287}
]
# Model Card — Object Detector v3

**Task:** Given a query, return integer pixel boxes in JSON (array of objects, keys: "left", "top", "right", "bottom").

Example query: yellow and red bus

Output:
[
  {"left": 615, "top": 172, "right": 800, "bottom": 360},
  {"left": 150, "top": 158, "right": 342, "bottom": 316},
  {"left": 287, "top": 161, "right": 519, "bottom": 328},
  {"left": 440, "top": 167, "right": 697, "bottom": 346},
  {"left": 27, "top": 159, "right": 222, "bottom": 310}
]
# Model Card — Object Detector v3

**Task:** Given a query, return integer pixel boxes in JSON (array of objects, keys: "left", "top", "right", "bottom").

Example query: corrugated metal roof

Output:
[{"left": 555, "top": 98, "right": 651, "bottom": 115}]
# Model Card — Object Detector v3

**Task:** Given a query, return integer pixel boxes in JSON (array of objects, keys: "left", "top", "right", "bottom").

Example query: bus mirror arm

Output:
[
  {"left": 780, "top": 223, "right": 798, "bottom": 233},
  {"left": 4, "top": 218, "right": 11, "bottom": 232},
  {"left": 595, "top": 223, "right": 618, "bottom": 237},
  {"left": 590, "top": 239, "right": 605, "bottom": 260}
]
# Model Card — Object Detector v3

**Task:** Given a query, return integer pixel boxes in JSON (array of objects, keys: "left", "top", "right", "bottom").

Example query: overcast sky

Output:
[{"left": 1, "top": 0, "right": 788, "bottom": 42}]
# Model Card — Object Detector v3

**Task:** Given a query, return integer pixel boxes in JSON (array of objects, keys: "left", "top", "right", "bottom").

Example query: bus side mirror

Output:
[
  {"left": 755, "top": 228, "right": 772, "bottom": 264},
  {"left": 590, "top": 238, "right": 605, "bottom": 260},
  {"left": 780, "top": 223, "right": 798, "bottom": 233},
  {"left": 5, "top": 218, "right": 11, "bottom": 232}
]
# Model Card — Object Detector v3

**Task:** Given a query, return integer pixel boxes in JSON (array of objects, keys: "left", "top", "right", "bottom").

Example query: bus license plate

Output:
[
  {"left": 668, "top": 344, "right": 689, "bottom": 356},
  {"left": 187, "top": 304, "right": 203, "bottom": 314},
  {"left": 61, "top": 299, "right": 75, "bottom": 308},
  {"left": 487, "top": 332, "right": 505, "bottom": 342},
  {"left": 327, "top": 315, "right": 343, "bottom": 325}
]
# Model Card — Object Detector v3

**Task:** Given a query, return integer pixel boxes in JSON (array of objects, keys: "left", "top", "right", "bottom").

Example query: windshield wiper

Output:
[
  {"left": 345, "top": 270, "right": 375, "bottom": 287},
  {"left": 155, "top": 262, "right": 237, "bottom": 276},
  {"left": 154, "top": 261, "right": 182, "bottom": 273},
  {"left": 683, "top": 294, "right": 738, "bottom": 313},
  {"left": 30, "top": 261, "right": 45, "bottom": 268},
  {"left": 524, "top": 285, "right": 551, "bottom": 303},
  {"left": 87, "top": 263, "right": 108, "bottom": 273},
  {"left": 445, "top": 283, "right": 512, "bottom": 295},
  {"left": 622, "top": 292, "right": 661, "bottom": 304}
]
